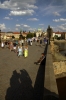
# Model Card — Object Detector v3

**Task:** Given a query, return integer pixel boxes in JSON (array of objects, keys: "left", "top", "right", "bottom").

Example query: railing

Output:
[
  {"left": 44, "top": 40, "right": 59, "bottom": 99},
  {"left": 34, "top": 40, "right": 59, "bottom": 100}
]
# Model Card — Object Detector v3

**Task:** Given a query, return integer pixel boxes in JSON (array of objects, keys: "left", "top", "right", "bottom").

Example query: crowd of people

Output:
[
  {"left": 0, "top": 39, "right": 29, "bottom": 58},
  {"left": 0, "top": 37, "right": 48, "bottom": 60}
]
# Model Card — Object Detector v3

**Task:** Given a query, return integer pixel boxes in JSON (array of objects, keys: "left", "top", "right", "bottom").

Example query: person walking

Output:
[
  {"left": 17, "top": 45, "right": 23, "bottom": 57},
  {"left": 40, "top": 39, "right": 42, "bottom": 46},
  {"left": 13, "top": 42, "right": 17, "bottom": 53},
  {"left": 1, "top": 41, "right": 5, "bottom": 48},
  {"left": 9, "top": 42, "right": 13, "bottom": 51},
  {"left": 24, "top": 45, "right": 28, "bottom": 58}
]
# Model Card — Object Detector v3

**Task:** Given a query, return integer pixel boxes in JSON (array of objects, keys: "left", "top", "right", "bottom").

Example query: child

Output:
[{"left": 17, "top": 45, "right": 22, "bottom": 57}]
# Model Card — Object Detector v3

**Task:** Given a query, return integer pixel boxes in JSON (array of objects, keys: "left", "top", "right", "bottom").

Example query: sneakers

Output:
[
  {"left": 34, "top": 62, "right": 40, "bottom": 65},
  {"left": 37, "top": 62, "right": 40, "bottom": 65}
]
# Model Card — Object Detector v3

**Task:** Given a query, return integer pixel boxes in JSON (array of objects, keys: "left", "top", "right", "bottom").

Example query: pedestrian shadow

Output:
[
  {"left": 44, "top": 88, "right": 59, "bottom": 100},
  {"left": 34, "top": 57, "right": 46, "bottom": 100},
  {"left": 5, "top": 60, "right": 59, "bottom": 100},
  {"left": 34, "top": 57, "right": 59, "bottom": 100},
  {"left": 33, "top": 43, "right": 48, "bottom": 99},
  {"left": 5, "top": 69, "right": 33, "bottom": 100}
]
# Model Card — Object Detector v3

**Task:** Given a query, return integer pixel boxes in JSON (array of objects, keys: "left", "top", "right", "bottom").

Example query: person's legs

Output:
[
  {"left": 34, "top": 59, "right": 41, "bottom": 64},
  {"left": 34, "top": 53, "right": 45, "bottom": 65}
]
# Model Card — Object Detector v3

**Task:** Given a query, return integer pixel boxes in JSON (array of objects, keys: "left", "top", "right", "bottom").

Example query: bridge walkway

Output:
[{"left": 0, "top": 42, "right": 45, "bottom": 100}]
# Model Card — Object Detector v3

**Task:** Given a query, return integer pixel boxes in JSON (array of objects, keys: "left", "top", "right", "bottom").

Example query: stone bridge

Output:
[{"left": 0, "top": 41, "right": 59, "bottom": 100}]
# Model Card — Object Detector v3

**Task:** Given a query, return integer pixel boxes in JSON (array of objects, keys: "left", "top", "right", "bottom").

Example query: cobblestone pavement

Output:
[{"left": 0, "top": 42, "right": 45, "bottom": 100}]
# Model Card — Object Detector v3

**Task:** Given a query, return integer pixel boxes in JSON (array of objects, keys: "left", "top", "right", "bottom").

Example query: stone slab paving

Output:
[{"left": 0, "top": 42, "right": 45, "bottom": 100}]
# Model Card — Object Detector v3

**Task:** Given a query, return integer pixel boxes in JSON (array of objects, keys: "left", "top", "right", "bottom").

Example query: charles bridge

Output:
[{"left": 0, "top": 41, "right": 59, "bottom": 100}]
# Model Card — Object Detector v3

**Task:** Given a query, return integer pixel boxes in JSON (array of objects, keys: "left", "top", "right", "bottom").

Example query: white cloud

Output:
[
  {"left": 52, "top": 24, "right": 66, "bottom": 32},
  {"left": 61, "top": 23, "right": 66, "bottom": 26},
  {"left": 41, "top": 5, "right": 63, "bottom": 16},
  {"left": 23, "top": 24, "right": 30, "bottom": 28},
  {"left": 27, "top": 18, "right": 39, "bottom": 21},
  {"left": 15, "top": 28, "right": 18, "bottom": 30},
  {"left": 0, "top": 23, "right": 6, "bottom": 30},
  {"left": 39, "top": 0, "right": 66, "bottom": 16},
  {"left": 53, "top": 19, "right": 60, "bottom": 22},
  {"left": 16, "top": 24, "right": 21, "bottom": 27},
  {"left": 57, "top": 25, "right": 66, "bottom": 31},
  {"left": 9, "top": 10, "right": 34, "bottom": 16},
  {"left": 53, "top": 12, "right": 61, "bottom": 16},
  {"left": 28, "top": 28, "right": 36, "bottom": 31},
  {"left": 4, "top": 17, "right": 12, "bottom": 20},
  {"left": 53, "top": 18, "right": 66, "bottom": 22},
  {"left": 60, "top": 18, "right": 66, "bottom": 21},
  {"left": 26, "top": 4, "right": 38, "bottom": 9},
  {"left": 0, "top": 0, "right": 37, "bottom": 16}
]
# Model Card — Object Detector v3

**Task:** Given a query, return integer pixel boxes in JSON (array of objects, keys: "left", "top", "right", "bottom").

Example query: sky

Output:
[{"left": 0, "top": 0, "right": 66, "bottom": 32}]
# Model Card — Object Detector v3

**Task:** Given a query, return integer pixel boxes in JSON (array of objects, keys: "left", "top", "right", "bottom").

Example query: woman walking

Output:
[
  {"left": 9, "top": 42, "right": 13, "bottom": 51},
  {"left": 24, "top": 45, "right": 28, "bottom": 58}
]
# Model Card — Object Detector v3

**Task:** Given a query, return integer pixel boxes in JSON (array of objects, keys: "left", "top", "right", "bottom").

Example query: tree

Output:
[
  {"left": 12, "top": 35, "right": 15, "bottom": 39},
  {"left": 20, "top": 30, "right": 22, "bottom": 34},
  {"left": 34, "top": 33, "right": 36, "bottom": 37},
  {"left": 19, "top": 29, "right": 24, "bottom": 39},
  {"left": 54, "top": 35, "right": 58, "bottom": 39},
  {"left": 26, "top": 33, "right": 34, "bottom": 39},
  {"left": 19, "top": 34, "right": 22, "bottom": 40},
  {"left": 29, "top": 31, "right": 31, "bottom": 34}
]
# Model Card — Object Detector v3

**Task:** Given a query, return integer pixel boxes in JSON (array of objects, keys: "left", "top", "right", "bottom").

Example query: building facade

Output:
[{"left": 36, "top": 29, "right": 42, "bottom": 37}]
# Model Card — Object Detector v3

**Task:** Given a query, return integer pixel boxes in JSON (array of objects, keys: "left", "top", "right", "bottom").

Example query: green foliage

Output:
[
  {"left": 34, "top": 33, "right": 36, "bottom": 37},
  {"left": 26, "top": 33, "right": 35, "bottom": 38},
  {"left": 54, "top": 35, "right": 58, "bottom": 39},
  {"left": 54, "top": 35, "right": 62, "bottom": 40},
  {"left": 57, "top": 37, "right": 61, "bottom": 40},
  {"left": 12, "top": 35, "right": 15, "bottom": 39},
  {"left": 19, "top": 34, "right": 25, "bottom": 39},
  {"left": 20, "top": 30, "right": 22, "bottom": 34}
]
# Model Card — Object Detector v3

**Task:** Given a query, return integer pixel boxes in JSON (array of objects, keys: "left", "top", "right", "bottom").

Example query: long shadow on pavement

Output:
[
  {"left": 34, "top": 42, "right": 59, "bottom": 100},
  {"left": 5, "top": 60, "right": 58, "bottom": 100},
  {"left": 34, "top": 57, "right": 46, "bottom": 100},
  {"left": 34, "top": 58, "right": 59, "bottom": 100},
  {"left": 5, "top": 43, "right": 58, "bottom": 100},
  {"left": 5, "top": 69, "right": 34, "bottom": 100}
]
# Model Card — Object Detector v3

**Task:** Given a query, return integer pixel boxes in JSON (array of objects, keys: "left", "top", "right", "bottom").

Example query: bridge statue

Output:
[{"left": 47, "top": 25, "right": 53, "bottom": 45}]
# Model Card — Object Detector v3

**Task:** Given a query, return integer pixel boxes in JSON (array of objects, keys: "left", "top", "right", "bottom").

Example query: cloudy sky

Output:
[{"left": 0, "top": 0, "right": 66, "bottom": 32}]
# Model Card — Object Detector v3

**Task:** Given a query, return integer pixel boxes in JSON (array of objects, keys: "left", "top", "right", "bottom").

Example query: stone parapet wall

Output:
[
  {"left": 53, "top": 61, "right": 66, "bottom": 75},
  {"left": 50, "top": 41, "right": 66, "bottom": 61},
  {"left": 50, "top": 41, "right": 59, "bottom": 55},
  {"left": 50, "top": 41, "right": 66, "bottom": 79}
]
